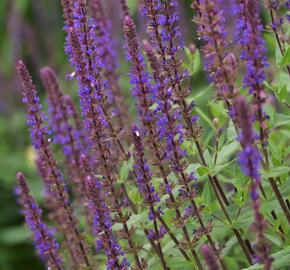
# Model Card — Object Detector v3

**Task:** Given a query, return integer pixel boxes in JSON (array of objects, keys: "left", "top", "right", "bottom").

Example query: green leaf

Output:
[
  {"left": 212, "top": 159, "right": 237, "bottom": 176},
  {"left": 127, "top": 186, "right": 143, "bottom": 205},
  {"left": 277, "top": 84, "right": 288, "bottom": 102},
  {"left": 181, "top": 140, "right": 196, "bottom": 156},
  {"left": 216, "top": 141, "right": 240, "bottom": 165},
  {"left": 263, "top": 166, "right": 290, "bottom": 178},
  {"left": 184, "top": 47, "right": 201, "bottom": 76},
  {"left": 0, "top": 226, "right": 30, "bottom": 244},
  {"left": 197, "top": 166, "right": 210, "bottom": 177},
  {"left": 202, "top": 181, "right": 214, "bottom": 206},
  {"left": 273, "top": 113, "right": 290, "bottom": 128},
  {"left": 280, "top": 46, "right": 290, "bottom": 66},
  {"left": 242, "top": 246, "right": 290, "bottom": 270},
  {"left": 118, "top": 158, "right": 133, "bottom": 183},
  {"left": 166, "top": 257, "right": 196, "bottom": 269},
  {"left": 195, "top": 107, "right": 215, "bottom": 129}
]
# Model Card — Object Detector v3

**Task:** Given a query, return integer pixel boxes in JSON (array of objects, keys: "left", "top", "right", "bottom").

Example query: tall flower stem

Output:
[
  {"left": 89, "top": 0, "right": 129, "bottom": 130},
  {"left": 235, "top": 96, "right": 272, "bottom": 269},
  {"left": 63, "top": 3, "right": 143, "bottom": 267},
  {"left": 17, "top": 61, "right": 93, "bottom": 269},
  {"left": 264, "top": 0, "right": 290, "bottom": 76},
  {"left": 235, "top": 0, "right": 290, "bottom": 224},
  {"left": 132, "top": 125, "right": 169, "bottom": 270},
  {"left": 40, "top": 67, "right": 87, "bottom": 204},
  {"left": 70, "top": 33, "right": 141, "bottom": 268}
]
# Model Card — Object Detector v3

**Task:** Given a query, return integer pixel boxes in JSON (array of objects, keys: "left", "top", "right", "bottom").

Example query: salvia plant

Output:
[{"left": 15, "top": 0, "right": 290, "bottom": 269}]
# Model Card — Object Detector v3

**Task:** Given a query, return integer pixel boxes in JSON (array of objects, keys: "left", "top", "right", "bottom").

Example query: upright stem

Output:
[{"left": 266, "top": 2, "right": 290, "bottom": 76}]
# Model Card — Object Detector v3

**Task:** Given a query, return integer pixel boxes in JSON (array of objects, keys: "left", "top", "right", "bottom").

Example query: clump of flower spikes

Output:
[
  {"left": 62, "top": 4, "right": 147, "bottom": 270},
  {"left": 16, "top": 173, "right": 63, "bottom": 270},
  {"left": 17, "top": 60, "right": 93, "bottom": 269},
  {"left": 15, "top": 0, "right": 290, "bottom": 269}
]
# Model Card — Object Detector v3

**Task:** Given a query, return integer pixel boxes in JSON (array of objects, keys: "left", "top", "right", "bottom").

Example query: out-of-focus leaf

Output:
[
  {"left": 216, "top": 141, "right": 240, "bottom": 165},
  {"left": 263, "top": 166, "right": 290, "bottom": 178},
  {"left": 197, "top": 166, "right": 210, "bottom": 177},
  {"left": 118, "top": 157, "right": 133, "bottom": 183},
  {"left": 242, "top": 246, "right": 290, "bottom": 270},
  {"left": 280, "top": 46, "right": 290, "bottom": 66},
  {"left": 0, "top": 226, "right": 30, "bottom": 244}
]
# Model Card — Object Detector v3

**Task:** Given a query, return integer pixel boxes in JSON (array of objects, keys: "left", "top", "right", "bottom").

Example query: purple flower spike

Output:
[
  {"left": 89, "top": 0, "right": 128, "bottom": 128},
  {"left": 16, "top": 173, "right": 63, "bottom": 270},
  {"left": 235, "top": 96, "right": 272, "bottom": 268},
  {"left": 195, "top": 0, "right": 237, "bottom": 97},
  {"left": 132, "top": 124, "right": 160, "bottom": 207},
  {"left": 17, "top": 60, "right": 49, "bottom": 150},
  {"left": 123, "top": 15, "right": 155, "bottom": 134},
  {"left": 40, "top": 67, "right": 86, "bottom": 158},
  {"left": 234, "top": 0, "right": 269, "bottom": 145},
  {"left": 201, "top": 245, "right": 219, "bottom": 270},
  {"left": 235, "top": 96, "right": 261, "bottom": 180},
  {"left": 85, "top": 175, "right": 129, "bottom": 270},
  {"left": 131, "top": 124, "right": 168, "bottom": 269}
]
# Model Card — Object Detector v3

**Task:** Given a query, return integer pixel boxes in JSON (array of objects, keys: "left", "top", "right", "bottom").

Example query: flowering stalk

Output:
[
  {"left": 264, "top": 0, "right": 290, "bottom": 76},
  {"left": 235, "top": 96, "right": 272, "bottom": 269},
  {"left": 63, "top": 0, "right": 130, "bottom": 160},
  {"left": 89, "top": 0, "right": 129, "bottom": 130},
  {"left": 234, "top": 0, "right": 269, "bottom": 148},
  {"left": 16, "top": 172, "right": 63, "bottom": 270},
  {"left": 143, "top": 0, "right": 252, "bottom": 264},
  {"left": 85, "top": 173, "right": 129, "bottom": 270},
  {"left": 194, "top": 0, "right": 237, "bottom": 102},
  {"left": 40, "top": 67, "right": 87, "bottom": 201},
  {"left": 235, "top": 0, "right": 290, "bottom": 224},
  {"left": 17, "top": 60, "right": 93, "bottom": 269},
  {"left": 132, "top": 124, "right": 168, "bottom": 270}
]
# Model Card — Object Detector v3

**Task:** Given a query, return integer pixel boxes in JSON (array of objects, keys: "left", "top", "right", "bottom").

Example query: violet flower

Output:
[
  {"left": 16, "top": 172, "right": 63, "bottom": 270},
  {"left": 234, "top": 0, "right": 269, "bottom": 146},
  {"left": 235, "top": 96, "right": 272, "bottom": 269}
]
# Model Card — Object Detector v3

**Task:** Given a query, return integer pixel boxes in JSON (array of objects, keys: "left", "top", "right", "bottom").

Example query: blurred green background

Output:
[{"left": 0, "top": 0, "right": 288, "bottom": 269}]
